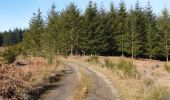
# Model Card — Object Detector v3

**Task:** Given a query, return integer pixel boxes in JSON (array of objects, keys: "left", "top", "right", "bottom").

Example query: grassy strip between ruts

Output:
[{"left": 74, "top": 69, "right": 93, "bottom": 100}]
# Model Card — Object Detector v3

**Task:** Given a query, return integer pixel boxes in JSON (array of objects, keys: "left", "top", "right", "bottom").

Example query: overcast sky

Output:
[{"left": 0, "top": 0, "right": 169, "bottom": 32}]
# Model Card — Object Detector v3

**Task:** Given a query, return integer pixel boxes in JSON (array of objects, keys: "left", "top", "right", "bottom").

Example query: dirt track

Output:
[{"left": 39, "top": 60, "right": 119, "bottom": 100}]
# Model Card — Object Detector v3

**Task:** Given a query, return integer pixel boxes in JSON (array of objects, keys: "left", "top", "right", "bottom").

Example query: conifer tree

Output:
[
  {"left": 23, "top": 9, "right": 45, "bottom": 56},
  {"left": 157, "top": 8, "right": 170, "bottom": 62},
  {"left": 42, "top": 4, "right": 59, "bottom": 64},
  {"left": 126, "top": 1, "right": 146, "bottom": 58},
  {"left": 59, "top": 3, "right": 81, "bottom": 55},
  {"left": 116, "top": 1, "right": 128, "bottom": 56},
  {"left": 127, "top": 7, "right": 140, "bottom": 58},
  {"left": 145, "top": 2, "right": 158, "bottom": 59},
  {"left": 82, "top": 1, "right": 99, "bottom": 55},
  {"left": 106, "top": 2, "right": 117, "bottom": 55}
]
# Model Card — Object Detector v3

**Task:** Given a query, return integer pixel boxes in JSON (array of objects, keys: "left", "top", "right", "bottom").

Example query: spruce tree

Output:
[
  {"left": 106, "top": 2, "right": 117, "bottom": 55},
  {"left": 157, "top": 8, "right": 170, "bottom": 62},
  {"left": 42, "top": 4, "right": 59, "bottom": 64},
  {"left": 95, "top": 3, "right": 110, "bottom": 55},
  {"left": 82, "top": 1, "right": 99, "bottom": 55},
  {"left": 145, "top": 2, "right": 158, "bottom": 59},
  {"left": 59, "top": 3, "right": 81, "bottom": 55},
  {"left": 23, "top": 9, "right": 45, "bottom": 56},
  {"left": 116, "top": 1, "right": 128, "bottom": 56},
  {"left": 127, "top": 7, "right": 140, "bottom": 58},
  {"left": 127, "top": 1, "right": 146, "bottom": 58}
]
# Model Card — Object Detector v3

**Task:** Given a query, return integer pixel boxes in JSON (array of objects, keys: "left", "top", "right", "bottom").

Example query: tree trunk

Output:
[
  {"left": 121, "top": 33, "right": 124, "bottom": 57},
  {"left": 131, "top": 26, "right": 134, "bottom": 59},
  {"left": 70, "top": 45, "right": 73, "bottom": 56},
  {"left": 166, "top": 31, "right": 168, "bottom": 62},
  {"left": 166, "top": 44, "right": 168, "bottom": 62}
]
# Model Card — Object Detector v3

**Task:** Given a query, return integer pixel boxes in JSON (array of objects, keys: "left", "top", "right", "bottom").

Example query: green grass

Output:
[
  {"left": 117, "top": 59, "right": 136, "bottom": 78},
  {"left": 146, "top": 87, "right": 170, "bottom": 100},
  {"left": 103, "top": 58, "right": 115, "bottom": 69},
  {"left": 87, "top": 55, "right": 99, "bottom": 63},
  {"left": 164, "top": 63, "right": 170, "bottom": 73}
]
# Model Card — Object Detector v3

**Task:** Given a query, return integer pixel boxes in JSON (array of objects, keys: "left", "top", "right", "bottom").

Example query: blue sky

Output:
[{"left": 0, "top": 0, "right": 169, "bottom": 32}]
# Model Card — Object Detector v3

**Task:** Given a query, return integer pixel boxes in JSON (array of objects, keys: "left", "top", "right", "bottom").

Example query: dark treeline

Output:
[
  {"left": 22, "top": 1, "right": 170, "bottom": 61},
  {"left": 0, "top": 28, "right": 25, "bottom": 46}
]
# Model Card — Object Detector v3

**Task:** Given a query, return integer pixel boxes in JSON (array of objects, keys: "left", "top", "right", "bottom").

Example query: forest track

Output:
[{"left": 39, "top": 60, "right": 119, "bottom": 100}]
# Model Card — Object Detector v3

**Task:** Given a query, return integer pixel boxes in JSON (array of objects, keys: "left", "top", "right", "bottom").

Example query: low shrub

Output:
[
  {"left": 87, "top": 55, "right": 99, "bottom": 63},
  {"left": 144, "top": 78, "right": 154, "bottom": 87},
  {"left": 2, "top": 48, "right": 17, "bottom": 64},
  {"left": 117, "top": 59, "right": 136, "bottom": 77},
  {"left": 0, "top": 65, "right": 29, "bottom": 100},
  {"left": 164, "top": 63, "right": 170, "bottom": 73},
  {"left": 146, "top": 87, "right": 170, "bottom": 100},
  {"left": 104, "top": 58, "right": 114, "bottom": 69}
]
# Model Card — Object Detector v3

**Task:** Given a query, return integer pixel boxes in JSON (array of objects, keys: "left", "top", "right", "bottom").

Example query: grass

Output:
[
  {"left": 117, "top": 59, "right": 136, "bottom": 78},
  {"left": 22, "top": 57, "right": 61, "bottom": 86},
  {"left": 143, "top": 78, "right": 154, "bottom": 87},
  {"left": 67, "top": 56, "right": 170, "bottom": 100},
  {"left": 0, "top": 56, "right": 62, "bottom": 99},
  {"left": 103, "top": 58, "right": 115, "bottom": 69},
  {"left": 87, "top": 55, "right": 99, "bottom": 63},
  {"left": 164, "top": 63, "right": 170, "bottom": 73},
  {"left": 74, "top": 70, "right": 93, "bottom": 100},
  {"left": 146, "top": 86, "right": 170, "bottom": 100}
]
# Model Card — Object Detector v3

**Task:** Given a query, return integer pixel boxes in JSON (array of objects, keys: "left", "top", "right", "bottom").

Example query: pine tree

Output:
[
  {"left": 81, "top": 1, "right": 99, "bottom": 55},
  {"left": 106, "top": 2, "right": 117, "bottom": 55},
  {"left": 59, "top": 2, "right": 81, "bottom": 55},
  {"left": 42, "top": 4, "right": 59, "bottom": 64},
  {"left": 95, "top": 3, "right": 110, "bottom": 55},
  {"left": 23, "top": 9, "right": 45, "bottom": 56},
  {"left": 126, "top": 1, "right": 147, "bottom": 58},
  {"left": 157, "top": 8, "right": 170, "bottom": 62},
  {"left": 127, "top": 7, "right": 139, "bottom": 58},
  {"left": 116, "top": 1, "right": 128, "bottom": 56},
  {"left": 145, "top": 2, "right": 158, "bottom": 59}
]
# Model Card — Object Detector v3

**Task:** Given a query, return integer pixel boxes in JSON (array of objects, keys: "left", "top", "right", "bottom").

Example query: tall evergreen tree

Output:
[
  {"left": 42, "top": 4, "right": 59, "bottom": 64},
  {"left": 145, "top": 2, "right": 158, "bottom": 59},
  {"left": 82, "top": 1, "right": 99, "bottom": 55},
  {"left": 23, "top": 9, "right": 45, "bottom": 56},
  {"left": 59, "top": 3, "right": 81, "bottom": 55},
  {"left": 157, "top": 8, "right": 170, "bottom": 62},
  {"left": 126, "top": 1, "right": 147, "bottom": 58},
  {"left": 95, "top": 3, "right": 110, "bottom": 55},
  {"left": 127, "top": 5, "right": 140, "bottom": 58},
  {"left": 106, "top": 2, "right": 117, "bottom": 55},
  {"left": 116, "top": 1, "right": 128, "bottom": 56}
]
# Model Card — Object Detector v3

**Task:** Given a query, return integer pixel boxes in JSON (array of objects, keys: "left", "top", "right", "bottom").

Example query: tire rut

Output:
[
  {"left": 39, "top": 61, "right": 119, "bottom": 100},
  {"left": 39, "top": 63, "right": 80, "bottom": 100},
  {"left": 71, "top": 61, "right": 120, "bottom": 100}
]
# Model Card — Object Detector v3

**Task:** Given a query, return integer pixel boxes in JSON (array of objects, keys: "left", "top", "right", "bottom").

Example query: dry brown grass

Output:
[
  {"left": 74, "top": 69, "right": 93, "bottom": 100},
  {"left": 0, "top": 56, "right": 62, "bottom": 100},
  {"left": 68, "top": 56, "right": 170, "bottom": 100},
  {"left": 0, "top": 64, "right": 29, "bottom": 100},
  {"left": 21, "top": 57, "right": 61, "bottom": 86}
]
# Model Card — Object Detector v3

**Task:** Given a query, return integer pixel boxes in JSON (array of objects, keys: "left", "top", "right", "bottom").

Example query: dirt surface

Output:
[
  {"left": 73, "top": 61, "right": 119, "bottom": 100},
  {"left": 39, "top": 62, "right": 80, "bottom": 100},
  {"left": 39, "top": 60, "right": 119, "bottom": 100}
]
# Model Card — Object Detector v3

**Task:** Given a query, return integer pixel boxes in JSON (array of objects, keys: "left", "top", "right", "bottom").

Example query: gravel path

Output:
[
  {"left": 39, "top": 61, "right": 119, "bottom": 100},
  {"left": 72, "top": 61, "right": 119, "bottom": 100},
  {"left": 39, "top": 62, "right": 80, "bottom": 100}
]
